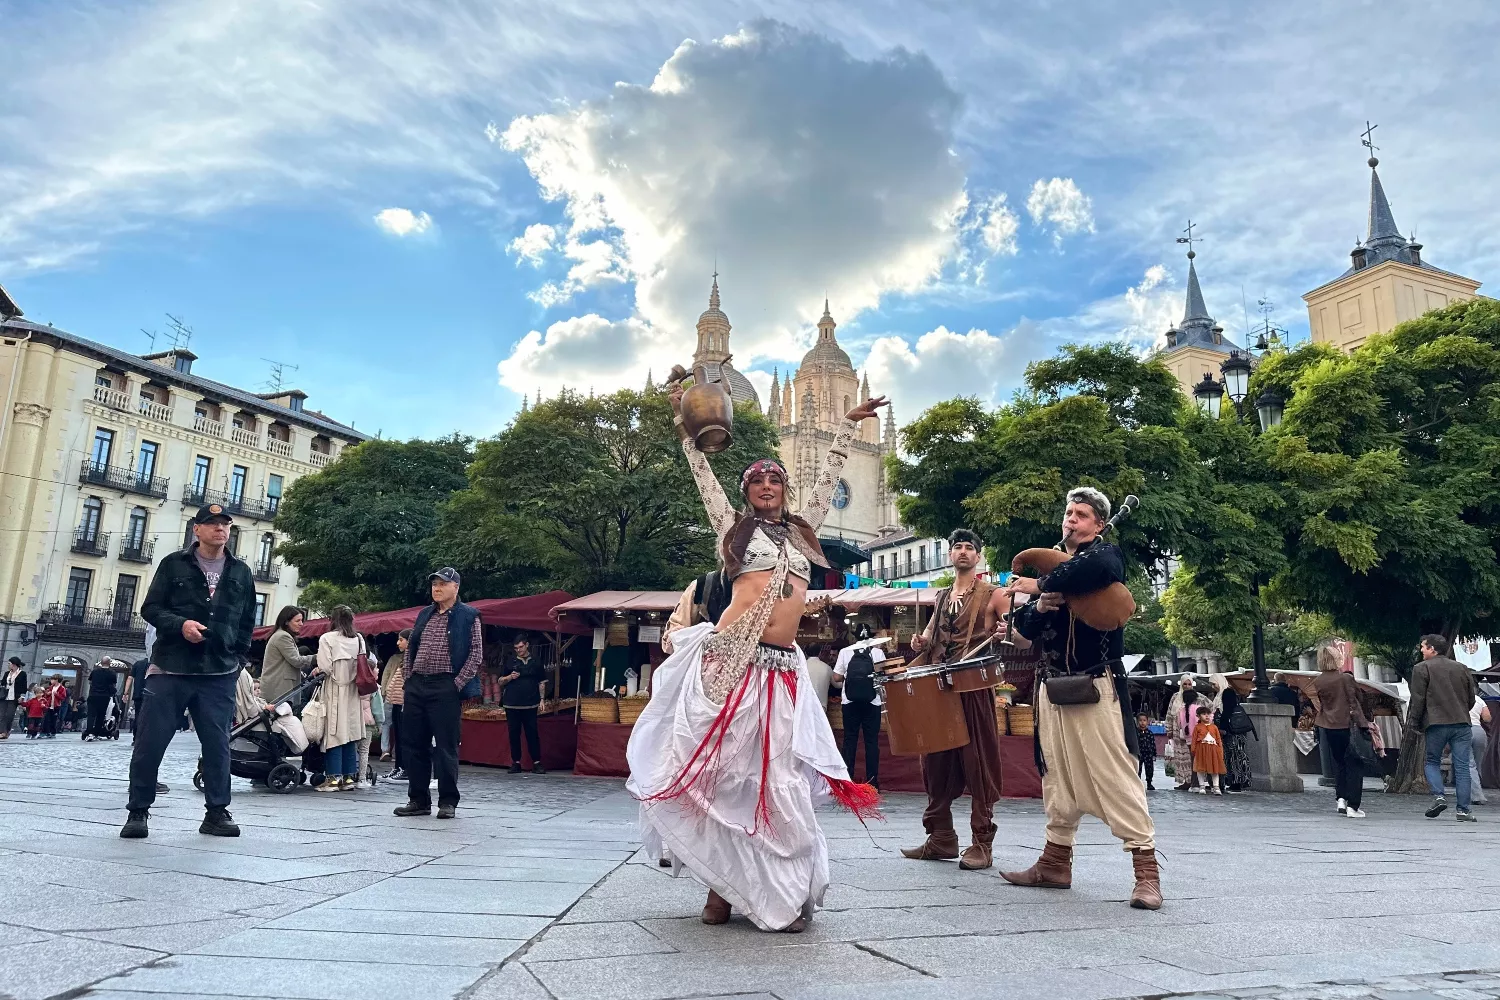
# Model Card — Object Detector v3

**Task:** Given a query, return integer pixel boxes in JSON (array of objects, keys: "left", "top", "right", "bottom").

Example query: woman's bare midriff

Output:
[{"left": 714, "top": 569, "right": 808, "bottom": 647}]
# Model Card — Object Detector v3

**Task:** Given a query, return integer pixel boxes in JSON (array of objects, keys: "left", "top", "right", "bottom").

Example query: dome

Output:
[
  {"left": 698, "top": 360, "right": 761, "bottom": 412},
  {"left": 799, "top": 339, "right": 853, "bottom": 371}
]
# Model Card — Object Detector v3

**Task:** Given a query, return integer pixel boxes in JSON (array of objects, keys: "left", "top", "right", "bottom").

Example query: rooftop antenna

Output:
[
  {"left": 164, "top": 313, "right": 194, "bottom": 352},
  {"left": 1175, "top": 219, "right": 1201, "bottom": 259},
  {"left": 1241, "top": 285, "right": 1251, "bottom": 345},
  {"left": 1254, "top": 296, "right": 1287, "bottom": 351},
  {"left": 140, "top": 327, "right": 158, "bottom": 352},
  {"left": 261, "top": 358, "right": 300, "bottom": 394}
]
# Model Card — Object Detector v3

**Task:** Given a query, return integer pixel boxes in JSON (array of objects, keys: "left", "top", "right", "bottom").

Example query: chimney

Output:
[
  {"left": 1351, "top": 245, "right": 1368, "bottom": 270},
  {"left": 1408, "top": 242, "right": 1422, "bottom": 266},
  {"left": 1165, "top": 328, "right": 1178, "bottom": 348}
]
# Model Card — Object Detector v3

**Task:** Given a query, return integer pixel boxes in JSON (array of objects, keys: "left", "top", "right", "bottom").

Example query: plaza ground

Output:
[{"left": 1, "top": 736, "right": 1498, "bottom": 1000}]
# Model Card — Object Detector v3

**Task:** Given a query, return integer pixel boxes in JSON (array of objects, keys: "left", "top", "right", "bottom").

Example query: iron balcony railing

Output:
[
  {"left": 79, "top": 460, "right": 170, "bottom": 499},
  {"left": 253, "top": 560, "right": 281, "bottom": 583},
  {"left": 71, "top": 528, "right": 110, "bottom": 556},
  {"left": 120, "top": 538, "right": 156, "bottom": 564},
  {"left": 182, "top": 484, "right": 269, "bottom": 520},
  {"left": 39, "top": 603, "right": 147, "bottom": 633}
]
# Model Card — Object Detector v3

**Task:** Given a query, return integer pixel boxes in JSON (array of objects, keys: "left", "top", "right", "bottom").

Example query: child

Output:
[
  {"left": 1192, "top": 705, "right": 1226, "bottom": 795},
  {"left": 1136, "top": 713, "right": 1157, "bottom": 790},
  {"left": 25, "top": 685, "right": 45, "bottom": 738}
]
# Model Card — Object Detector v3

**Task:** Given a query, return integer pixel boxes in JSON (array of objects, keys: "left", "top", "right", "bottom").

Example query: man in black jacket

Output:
[
  {"left": 501, "top": 634, "right": 547, "bottom": 774},
  {"left": 84, "top": 658, "right": 119, "bottom": 740},
  {"left": 121, "top": 503, "right": 256, "bottom": 840},
  {"left": 998, "top": 487, "right": 1161, "bottom": 910}
]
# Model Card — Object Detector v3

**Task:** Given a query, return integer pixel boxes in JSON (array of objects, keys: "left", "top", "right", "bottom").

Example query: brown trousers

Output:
[{"left": 920, "top": 689, "right": 1003, "bottom": 844}]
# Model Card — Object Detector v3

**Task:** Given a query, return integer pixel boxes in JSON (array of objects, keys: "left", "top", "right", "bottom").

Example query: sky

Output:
[{"left": 3, "top": 1, "right": 1498, "bottom": 441}]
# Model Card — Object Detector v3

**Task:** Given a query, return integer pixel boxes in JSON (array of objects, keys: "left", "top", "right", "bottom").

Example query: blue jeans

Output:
[
  {"left": 324, "top": 740, "right": 358, "bottom": 777},
  {"left": 127, "top": 671, "right": 237, "bottom": 811},
  {"left": 1424, "top": 723, "right": 1473, "bottom": 811}
]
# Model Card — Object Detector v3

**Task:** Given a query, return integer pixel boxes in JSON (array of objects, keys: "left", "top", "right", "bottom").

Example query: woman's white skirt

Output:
[{"left": 625, "top": 622, "right": 862, "bottom": 931}]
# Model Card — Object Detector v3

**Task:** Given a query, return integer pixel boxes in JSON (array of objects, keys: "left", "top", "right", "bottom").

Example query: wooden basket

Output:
[
  {"left": 826, "top": 701, "right": 843, "bottom": 731},
  {"left": 579, "top": 697, "right": 619, "bottom": 724},
  {"left": 617, "top": 697, "right": 648, "bottom": 726},
  {"left": 1007, "top": 705, "right": 1034, "bottom": 737}
]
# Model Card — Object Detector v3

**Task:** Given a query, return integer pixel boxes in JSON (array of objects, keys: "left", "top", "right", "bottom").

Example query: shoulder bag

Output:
[
  {"left": 1345, "top": 709, "right": 1382, "bottom": 777},
  {"left": 300, "top": 686, "right": 327, "bottom": 744},
  {"left": 1225, "top": 706, "right": 1256, "bottom": 736},
  {"left": 354, "top": 638, "right": 379, "bottom": 696}
]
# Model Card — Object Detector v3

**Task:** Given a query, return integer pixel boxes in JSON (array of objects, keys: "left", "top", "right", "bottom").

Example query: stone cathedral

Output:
[{"left": 690, "top": 278, "right": 898, "bottom": 544}]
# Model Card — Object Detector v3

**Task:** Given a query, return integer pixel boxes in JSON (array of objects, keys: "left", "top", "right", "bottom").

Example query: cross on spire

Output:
[
  {"left": 1361, "top": 120, "right": 1380, "bottom": 164},
  {"left": 1176, "top": 219, "right": 1201, "bottom": 260}
]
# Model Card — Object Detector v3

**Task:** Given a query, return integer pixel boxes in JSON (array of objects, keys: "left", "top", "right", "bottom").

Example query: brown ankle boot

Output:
[
  {"left": 999, "top": 841, "right": 1072, "bottom": 888},
  {"left": 900, "top": 831, "right": 960, "bottom": 861},
  {"left": 701, "top": 889, "right": 731, "bottom": 925},
  {"left": 1129, "top": 849, "right": 1162, "bottom": 910},
  {"left": 958, "top": 841, "right": 992, "bottom": 870}
]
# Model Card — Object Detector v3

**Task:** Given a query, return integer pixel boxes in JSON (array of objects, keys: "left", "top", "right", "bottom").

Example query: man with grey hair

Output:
[{"left": 1000, "top": 487, "right": 1161, "bottom": 909}]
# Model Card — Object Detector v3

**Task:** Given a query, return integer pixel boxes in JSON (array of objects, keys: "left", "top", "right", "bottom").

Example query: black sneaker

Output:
[
  {"left": 120, "top": 809, "right": 149, "bottom": 839},
  {"left": 156, "top": 782, "right": 169, "bottom": 794},
  {"left": 393, "top": 801, "right": 431, "bottom": 817},
  {"left": 436, "top": 804, "right": 456, "bottom": 819},
  {"left": 532, "top": 763, "right": 546, "bottom": 775},
  {"left": 1426, "top": 797, "right": 1448, "bottom": 818},
  {"left": 508, "top": 764, "right": 523, "bottom": 774},
  {"left": 200, "top": 807, "right": 240, "bottom": 837}
]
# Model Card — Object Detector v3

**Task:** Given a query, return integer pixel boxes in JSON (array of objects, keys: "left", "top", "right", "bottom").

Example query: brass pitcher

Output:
[{"left": 668, "top": 362, "right": 734, "bottom": 453}]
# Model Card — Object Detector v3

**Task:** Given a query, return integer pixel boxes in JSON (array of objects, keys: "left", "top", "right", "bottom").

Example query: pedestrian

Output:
[
  {"left": 121, "top": 501, "right": 255, "bottom": 840},
  {"left": 25, "top": 684, "right": 46, "bottom": 737},
  {"left": 1136, "top": 714, "right": 1157, "bottom": 790},
  {"left": 84, "top": 659, "right": 119, "bottom": 741},
  {"left": 1191, "top": 706, "right": 1226, "bottom": 795},
  {"left": 835, "top": 626, "right": 886, "bottom": 794},
  {"left": 381, "top": 630, "right": 408, "bottom": 780},
  {"left": 1311, "top": 642, "right": 1371, "bottom": 819},
  {"left": 312, "top": 606, "right": 367, "bottom": 792},
  {"left": 1166, "top": 677, "right": 1200, "bottom": 790},
  {"left": 394, "top": 568, "right": 482, "bottom": 820},
  {"left": 1470, "top": 695, "right": 1491, "bottom": 806},
  {"left": 1, "top": 657, "right": 26, "bottom": 739},
  {"left": 1269, "top": 673, "right": 1302, "bottom": 719},
  {"left": 1215, "top": 682, "right": 1255, "bottom": 792},
  {"left": 803, "top": 644, "right": 834, "bottom": 709},
  {"left": 500, "top": 634, "right": 547, "bottom": 774},
  {"left": 261, "top": 606, "right": 317, "bottom": 708},
  {"left": 1000, "top": 486, "right": 1161, "bottom": 910},
  {"left": 1408, "top": 634, "right": 1480, "bottom": 822},
  {"left": 356, "top": 679, "right": 383, "bottom": 787},
  {"left": 41, "top": 676, "right": 67, "bottom": 738}
]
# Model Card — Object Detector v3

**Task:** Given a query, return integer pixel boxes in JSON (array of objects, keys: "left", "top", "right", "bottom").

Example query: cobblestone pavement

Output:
[{"left": 1, "top": 734, "right": 1498, "bottom": 1000}]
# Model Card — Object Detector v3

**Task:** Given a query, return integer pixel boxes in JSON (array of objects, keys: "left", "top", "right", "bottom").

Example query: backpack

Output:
[{"left": 843, "top": 647, "right": 877, "bottom": 704}]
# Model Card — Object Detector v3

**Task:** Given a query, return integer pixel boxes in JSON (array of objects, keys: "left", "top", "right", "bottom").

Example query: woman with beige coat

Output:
[
  {"left": 314, "top": 606, "right": 367, "bottom": 791},
  {"left": 261, "top": 607, "right": 317, "bottom": 707}
]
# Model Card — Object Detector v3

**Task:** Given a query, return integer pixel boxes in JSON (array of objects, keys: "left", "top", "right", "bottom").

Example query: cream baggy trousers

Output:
[{"left": 1037, "top": 676, "right": 1155, "bottom": 851}]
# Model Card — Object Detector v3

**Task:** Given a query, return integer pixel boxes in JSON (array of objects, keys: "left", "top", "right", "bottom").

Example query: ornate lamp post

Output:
[
  {"left": 1254, "top": 388, "right": 1285, "bottom": 432},
  {"left": 1192, "top": 372, "right": 1224, "bottom": 418}
]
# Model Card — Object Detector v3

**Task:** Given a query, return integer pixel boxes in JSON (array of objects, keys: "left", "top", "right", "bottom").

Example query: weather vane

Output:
[
  {"left": 1361, "top": 120, "right": 1379, "bottom": 163},
  {"left": 1176, "top": 219, "right": 1201, "bottom": 259}
]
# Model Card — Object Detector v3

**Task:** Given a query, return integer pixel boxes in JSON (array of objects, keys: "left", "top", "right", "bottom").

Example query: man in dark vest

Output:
[
  {"left": 901, "top": 529, "right": 1010, "bottom": 870},
  {"left": 395, "top": 567, "right": 483, "bottom": 820}
]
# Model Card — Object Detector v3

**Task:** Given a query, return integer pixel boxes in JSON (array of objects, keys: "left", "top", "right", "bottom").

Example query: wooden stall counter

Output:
[{"left": 459, "top": 712, "right": 579, "bottom": 771}]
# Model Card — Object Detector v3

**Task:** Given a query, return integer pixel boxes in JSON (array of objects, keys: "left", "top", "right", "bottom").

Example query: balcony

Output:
[
  {"left": 120, "top": 538, "right": 156, "bottom": 564},
  {"left": 93, "top": 384, "right": 132, "bottom": 411},
  {"left": 37, "top": 603, "right": 147, "bottom": 648},
  {"left": 230, "top": 426, "right": 261, "bottom": 448},
  {"left": 182, "top": 484, "right": 269, "bottom": 520},
  {"left": 253, "top": 560, "right": 281, "bottom": 584},
  {"left": 194, "top": 413, "right": 225, "bottom": 437},
  {"left": 79, "top": 460, "right": 170, "bottom": 499},
  {"left": 71, "top": 528, "right": 110, "bottom": 556},
  {"left": 308, "top": 450, "right": 332, "bottom": 468},
  {"left": 138, "top": 397, "right": 173, "bottom": 422},
  {"left": 266, "top": 437, "right": 293, "bottom": 458}
]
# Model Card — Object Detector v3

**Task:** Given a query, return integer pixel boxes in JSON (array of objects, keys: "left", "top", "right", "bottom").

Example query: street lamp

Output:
[
  {"left": 1254, "top": 388, "right": 1285, "bottom": 432},
  {"left": 1193, "top": 372, "right": 1223, "bottom": 418},
  {"left": 1220, "top": 351, "right": 1252, "bottom": 407}
]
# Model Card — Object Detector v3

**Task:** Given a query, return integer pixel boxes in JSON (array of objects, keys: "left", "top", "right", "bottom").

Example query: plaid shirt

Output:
[{"left": 409, "top": 608, "right": 484, "bottom": 690}]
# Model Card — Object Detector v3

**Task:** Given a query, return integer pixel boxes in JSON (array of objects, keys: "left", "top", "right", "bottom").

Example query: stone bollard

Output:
[{"left": 1245, "top": 701, "right": 1304, "bottom": 792}]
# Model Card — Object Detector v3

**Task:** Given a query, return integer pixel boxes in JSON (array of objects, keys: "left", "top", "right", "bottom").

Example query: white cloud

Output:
[
  {"left": 497, "top": 313, "right": 672, "bottom": 397},
  {"left": 506, "top": 223, "right": 557, "bottom": 266},
  {"left": 864, "top": 324, "right": 1032, "bottom": 419},
  {"left": 497, "top": 19, "right": 968, "bottom": 382},
  {"left": 373, "top": 207, "right": 433, "bottom": 237},
  {"left": 1026, "top": 177, "right": 1095, "bottom": 241},
  {"left": 977, "top": 194, "right": 1021, "bottom": 255}
]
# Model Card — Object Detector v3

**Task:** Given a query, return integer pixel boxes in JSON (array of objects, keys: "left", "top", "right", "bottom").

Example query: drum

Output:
[
  {"left": 945, "top": 656, "right": 1003, "bottom": 694},
  {"left": 879, "top": 665, "right": 969, "bottom": 756}
]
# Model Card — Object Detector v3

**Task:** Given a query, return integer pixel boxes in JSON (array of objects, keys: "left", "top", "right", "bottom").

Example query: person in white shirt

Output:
[
  {"left": 1472, "top": 695, "right": 1492, "bottom": 806},
  {"left": 833, "top": 628, "right": 886, "bottom": 790},
  {"left": 804, "top": 645, "right": 835, "bottom": 709}
]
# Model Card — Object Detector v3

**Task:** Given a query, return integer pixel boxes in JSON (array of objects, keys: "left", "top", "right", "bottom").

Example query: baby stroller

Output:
[
  {"left": 193, "top": 674, "right": 322, "bottom": 794},
  {"left": 100, "top": 697, "right": 121, "bottom": 740}
]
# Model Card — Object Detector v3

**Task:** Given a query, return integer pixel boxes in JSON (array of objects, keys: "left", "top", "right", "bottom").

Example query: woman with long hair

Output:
[
  {"left": 1312, "top": 643, "right": 1370, "bottom": 817},
  {"left": 313, "top": 606, "right": 367, "bottom": 791},
  {"left": 626, "top": 387, "right": 887, "bottom": 933},
  {"left": 261, "top": 606, "right": 316, "bottom": 708}
]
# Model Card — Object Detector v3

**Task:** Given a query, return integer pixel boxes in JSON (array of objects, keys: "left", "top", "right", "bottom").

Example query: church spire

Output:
[
  {"left": 860, "top": 370, "right": 871, "bottom": 402},
  {"left": 709, "top": 271, "right": 721, "bottom": 310},
  {"left": 767, "top": 369, "right": 781, "bottom": 424},
  {"left": 1183, "top": 254, "right": 1210, "bottom": 323},
  {"left": 1366, "top": 155, "right": 1402, "bottom": 245}
]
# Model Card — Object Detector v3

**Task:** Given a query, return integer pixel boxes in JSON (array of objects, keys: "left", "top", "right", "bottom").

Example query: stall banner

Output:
[
  {"left": 637, "top": 625, "right": 662, "bottom": 644},
  {"left": 592, "top": 628, "right": 606, "bottom": 651}
]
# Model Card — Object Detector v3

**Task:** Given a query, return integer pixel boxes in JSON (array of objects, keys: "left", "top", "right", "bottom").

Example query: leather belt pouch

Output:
[{"left": 1044, "top": 674, "right": 1100, "bottom": 705}]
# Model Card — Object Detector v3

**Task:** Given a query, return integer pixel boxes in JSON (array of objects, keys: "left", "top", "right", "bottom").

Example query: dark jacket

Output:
[
  {"left": 1408, "top": 655, "right": 1479, "bottom": 730},
  {"left": 5, "top": 668, "right": 25, "bottom": 702},
  {"left": 1312, "top": 670, "right": 1368, "bottom": 730},
  {"left": 408, "top": 601, "right": 481, "bottom": 675},
  {"left": 88, "top": 666, "right": 117, "bottom": 700},
  {"left": 140, "top": 543, "right": 256, "bottom": 676},
  {"left": 500, "top": 654, "right": 546, "bottom": 709}
]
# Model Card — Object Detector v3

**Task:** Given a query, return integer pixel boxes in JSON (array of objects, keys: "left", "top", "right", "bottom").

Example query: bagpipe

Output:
[{"left": 1003, "top": 494, "right": 1139, "bottom": 636}]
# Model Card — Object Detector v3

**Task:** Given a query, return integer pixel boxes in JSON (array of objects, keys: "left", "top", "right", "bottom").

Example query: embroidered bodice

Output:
[{"left": 741, "top": 525, "right": 813, "bottom": 581}]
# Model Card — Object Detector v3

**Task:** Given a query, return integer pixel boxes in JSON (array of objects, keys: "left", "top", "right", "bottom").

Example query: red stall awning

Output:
[{"left": 253, "top": 590, "right": 587, "bottom": 641}]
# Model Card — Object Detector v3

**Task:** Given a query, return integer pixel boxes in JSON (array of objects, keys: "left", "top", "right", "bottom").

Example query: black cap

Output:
[
  {"left": 192, "top": 503, "right": 233, "bottom": 525},
  {"left": 429, "top": 567, "right": 461, "bottom": 586}
]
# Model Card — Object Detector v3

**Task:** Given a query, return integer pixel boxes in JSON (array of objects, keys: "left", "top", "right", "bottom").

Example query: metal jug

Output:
[{"left": 668, "top": 362, "right": 734, "bottom": 453}]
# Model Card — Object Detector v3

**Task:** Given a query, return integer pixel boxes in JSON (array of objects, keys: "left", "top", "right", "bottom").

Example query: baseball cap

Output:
[
  {"left": 192, "top": 503, "right": 233, "bottom": 525},
  {"left": 429, "top": 567, "right": 461, "bottom": 586}
]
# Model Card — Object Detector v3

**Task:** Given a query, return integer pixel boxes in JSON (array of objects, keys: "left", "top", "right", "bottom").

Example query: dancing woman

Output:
[{"left": 625, "top": 387, "right": 887, "bottom": 933}]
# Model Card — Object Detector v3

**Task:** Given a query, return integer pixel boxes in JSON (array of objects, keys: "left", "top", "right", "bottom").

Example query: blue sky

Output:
[{"left": 3, "top": 1, "right": 1498, "bottom": 440}]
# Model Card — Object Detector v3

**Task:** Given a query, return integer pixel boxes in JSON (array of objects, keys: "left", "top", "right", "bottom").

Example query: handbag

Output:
[
  {"left": 300, "top": 689, "right": 327, "bottom": 744},
  {"left": 1346, "top": 719, "right": 1382, "bottom": 777},
  {"left": 1225, "top": 707, "right": 1256, "bottom": 737},
  {"left": 1044, "top": 674, "right": 1100, "bottom": 706},
  {"left": 354, "top": 638, "right": 379, "bottom": 696}
]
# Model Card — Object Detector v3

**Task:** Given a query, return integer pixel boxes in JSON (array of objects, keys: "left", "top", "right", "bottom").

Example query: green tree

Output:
[
  {"left": 295, "top": 580, "right": 399, "bottom": 616},
  {"left": 431, "top": 387, "right": 783, "bottom": 594},
  {"left": 1160, "top": 571, "right": 1334, "bottom": 674},
  {"left": 276, "top": 436, "right": 474, "bottom": 608}
]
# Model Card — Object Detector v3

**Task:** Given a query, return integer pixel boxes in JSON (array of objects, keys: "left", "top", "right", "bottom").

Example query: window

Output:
[
  {"left": 95, "top": 373, "right": 113, "bottom": 388},
  {"left": 258, "top": 532, "right": 274, "bottom": 569},
  {"left": 79, "top": 497, "right": 103, "bottom": 540},
  {"left": 65, "top": 568, "right": 92, "bottom": 617},
  {"left": 878, "top": 555, "right": 886, "bottom": 579},
  {"left": 183, "top": 520, "right": 196, "bottom": 549},
  {"left": 905, "top": 549, "right": 912, "bottom": 576},
  {"left": 140, "top": 387, "right": 157, "bottom": 403},
  {"left": 126, "top": 507, "right": 148, "bottom": 550},
  {"left": 229, "top": 465, "right": 247, "bottom": 502},
  {"left": 289, "top": 396, "right": 303, "bottom": 413},
  {"left": 91, "top": 427, "right": 114, "bottom": 468},
  {"left": 193, "top": 456, "right": 212, "bottom": 492},
  {"left": 174, "top": 354, "right": 191, "bottom": 374},
  {"left": 136, "top": 440, "right": 158, "bottom": 482},
  {"left": 113, "top": 575, "right": 139, "bottom": 627},
  {"left": 266, "top": 474, "right": 283, "bottom": 514},
  {"left": 920, "top": 546, "right": 928, "bottom": 572},
  {"left": 254, "top": 592, "right": 268, "bottom": 628},
  {"left": 831, "top": 479, "right": 850, "bottom": 510},
  {"left": 228, "top": 525, "right": 241, "bottom": 557}
]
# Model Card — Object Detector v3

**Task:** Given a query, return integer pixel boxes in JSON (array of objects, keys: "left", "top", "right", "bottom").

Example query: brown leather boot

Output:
[
  {"left": 900, "top": 830, "right": 960, "bottom": 861},
  {"left": 958, "top": 824, "right": 995, "bottom": 870},
  {"left": 999, "top": 840, "right": 1072, "bottom": 888},
  {"left": 701, "top": 889, "right": 731, "bottom": 925},
  {"left": 1129, "top": 848, "right": 1162, "bottom": 910}
]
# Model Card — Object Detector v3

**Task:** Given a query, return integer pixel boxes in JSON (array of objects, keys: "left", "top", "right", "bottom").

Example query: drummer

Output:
[{"left": 900, "top": 529, "right": 1011, "bottom": 871}]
